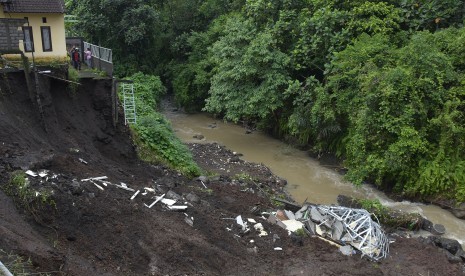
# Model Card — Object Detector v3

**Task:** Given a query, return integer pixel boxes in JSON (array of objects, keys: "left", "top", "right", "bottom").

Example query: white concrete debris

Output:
[
  {"left": 81, "top": 176, "right": 108, "bottom": 182},
  {"left": 247, "top": 218, "right": 257, "bottom": 224},
  {"left": 236, "top": 215, "right": 247, "bottom": 231},
  {"left": 92, "top": 181, "right": 104, "bottom": 191},
  {"left": 146, "top": 193, "right": 166, "bottom": 208},
  {"left": 270, "top": 205, "right": 390, "bottom": 261},
  {"left": 38, "top": 170, "right": 48, "bottom": 177},
  {"left": 25, "top": 170, "right": 37, "bottom": 177},
  {"left": 130, "top": 190, "right": 140, "bottom": 200},
  {"left": 168, "top": 205, "right": 188, "bottom": 210},
  {"left": 160, "top": 198, "right": 176, "bottom": 206},
  {"left": 144, "top": 187, "right": 155, "bottom": 193},
  {"left": 78, "top": 158, "right": 88, "bottom": 165},
  {"left": 114, "top": 183, "right": 135, "bottom": 192},
  {"left": 253, "top": 223, "right": 268, "bottom": 237}
]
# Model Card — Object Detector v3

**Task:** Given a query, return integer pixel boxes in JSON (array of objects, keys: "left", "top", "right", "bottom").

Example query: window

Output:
[
  {"left": 22, "top": 26, "right": 34, "bottom": 52},
  {"left": 41, "top": 26, "right": 52, "bottom": 52},
  {"left": 42, "top": 17, "right": 47, "bottom": 23}
]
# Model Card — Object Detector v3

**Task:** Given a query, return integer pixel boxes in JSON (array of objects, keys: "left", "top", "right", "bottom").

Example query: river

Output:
[{"left": 163, "top": 109, "right": 465, "bottom": 245}]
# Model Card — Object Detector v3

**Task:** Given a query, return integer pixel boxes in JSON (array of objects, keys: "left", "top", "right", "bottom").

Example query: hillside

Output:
[{"left": 0, "top": 72, "right": 462, "bottom": 275}]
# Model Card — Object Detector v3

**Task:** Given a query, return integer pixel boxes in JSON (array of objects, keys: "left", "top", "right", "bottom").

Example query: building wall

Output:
[{"left": 1, "top": 12, "right": 67, "bottom": 59}]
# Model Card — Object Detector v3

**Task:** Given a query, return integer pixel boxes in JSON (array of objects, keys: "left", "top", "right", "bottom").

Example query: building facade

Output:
[{"left": 0, "top": 0, "right": 66, "bottom": 59}]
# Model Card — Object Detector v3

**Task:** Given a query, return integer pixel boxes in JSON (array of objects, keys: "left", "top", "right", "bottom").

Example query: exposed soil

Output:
[{"left": 0, "top": 71, "right": 464, "bottom": 275}]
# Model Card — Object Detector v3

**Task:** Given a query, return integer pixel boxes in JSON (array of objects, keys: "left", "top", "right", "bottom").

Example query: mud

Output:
[{"left": 0, "top": 71, "right": 463, "bottom": 275}]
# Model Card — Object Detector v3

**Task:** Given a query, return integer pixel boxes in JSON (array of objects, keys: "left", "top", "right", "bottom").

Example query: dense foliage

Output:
[
  {"left": 70, "top": 0, "right": 465, "bottom": 202},
  {"left": 121, "top": 73, "right": 201, "bottom": 177}
]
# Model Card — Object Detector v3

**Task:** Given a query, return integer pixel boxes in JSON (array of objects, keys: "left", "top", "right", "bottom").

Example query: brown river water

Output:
[{"left": 163, "top": 109, "right": 465, "bottom": 245}]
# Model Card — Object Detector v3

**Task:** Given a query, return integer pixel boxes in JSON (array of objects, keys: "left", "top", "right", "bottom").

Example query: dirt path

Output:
[{"left": 0, "top": 72, "right": 463, "bottom": 275}]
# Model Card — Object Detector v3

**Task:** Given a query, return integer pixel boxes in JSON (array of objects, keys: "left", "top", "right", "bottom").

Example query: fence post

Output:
[{"left": 98, "top": 46, "right": 102, "bottom": 71}]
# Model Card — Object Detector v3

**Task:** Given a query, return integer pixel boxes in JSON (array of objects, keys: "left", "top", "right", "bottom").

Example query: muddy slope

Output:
[{"left": 0, "top": 72, "right": 462, "bottom": 275}]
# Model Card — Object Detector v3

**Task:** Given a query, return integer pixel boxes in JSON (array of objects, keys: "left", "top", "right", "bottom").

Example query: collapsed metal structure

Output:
[{"left": 303, "top": 205, "right": 389, "bottom": 261}]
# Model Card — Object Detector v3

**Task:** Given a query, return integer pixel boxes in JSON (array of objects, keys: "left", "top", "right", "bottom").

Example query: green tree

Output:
[{"left": 203, "top": 15, "right": 290, "bottom": 123}]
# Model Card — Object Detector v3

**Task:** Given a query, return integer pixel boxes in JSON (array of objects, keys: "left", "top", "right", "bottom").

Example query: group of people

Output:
[{"left": 70, "top": 46, "right": 92, "bottom": 70}]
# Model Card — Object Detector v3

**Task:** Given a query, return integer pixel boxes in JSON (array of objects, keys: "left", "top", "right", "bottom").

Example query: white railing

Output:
[{"left": 83, "top": 42, "right": 112, "bottom": 64}]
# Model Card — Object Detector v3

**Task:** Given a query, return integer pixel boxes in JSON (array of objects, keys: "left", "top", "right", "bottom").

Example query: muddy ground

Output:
[{"left": 0, "top": 71, "right": 464, "bottom": 275}]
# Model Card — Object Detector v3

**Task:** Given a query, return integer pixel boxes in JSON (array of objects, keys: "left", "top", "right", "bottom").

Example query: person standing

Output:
[
  {"left": 72, "top": 47, "right": 81, "bottom": 70},
  {"left": 84, "top": 47, "right": 92, "bottom": 68}
]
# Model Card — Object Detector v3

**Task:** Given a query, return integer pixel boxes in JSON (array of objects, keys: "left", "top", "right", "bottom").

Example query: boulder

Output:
[
  {"left": 445, "top": 251, "right": 463, "bottom": 264},
  {"left": 430, "top": 224, "right": 446, "bottom": 235},
  {"left": 450, "top": 203, "right": 465, "bottom": 219},
  {"left": 421, "top": 218, "right": 433, "bottom": 232},
  {"left": 429, "top": 236, "right": 463, "bottom": 255}
]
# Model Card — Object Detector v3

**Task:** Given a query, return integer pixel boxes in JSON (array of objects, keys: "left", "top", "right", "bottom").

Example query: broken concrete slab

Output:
[
  {"left": 339, "top": 245, "right": 355, "bottom": 256},
  {"left": 166, "top": 190, "right": 183, "bottom": 201},
  {"left": 253, "top": 223, "right": 268, "bottom": 237},
  {"left": 267, "top": 214, "right": 287, "bottom": 230},
  {"left": 281, "top": 220, "right": 304, "bottom": 232},
  {"left": 185, "top": 192, "right": 201, "bottom": 204},
  {"left": 284, "top": 210, "right": 296, "bottom": 220},
  {"left": 168, "top": 205, "right": 188, "bottom": 211},
  {"left": 25, "top": 170, "right": 37, "bottom": 177}
]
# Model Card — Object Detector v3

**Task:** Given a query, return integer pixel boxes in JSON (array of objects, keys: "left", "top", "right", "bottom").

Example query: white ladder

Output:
[{"left": 122, "top": 83, "right": 137, "bottom": 125}]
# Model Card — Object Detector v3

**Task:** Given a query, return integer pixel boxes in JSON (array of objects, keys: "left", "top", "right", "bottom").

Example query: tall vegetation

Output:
[
  {"left": 121, "top": 73, "right": 201, "bottom": 177},
  {"left": 70, "top": 0, "right": 465, "bottom": 202}
]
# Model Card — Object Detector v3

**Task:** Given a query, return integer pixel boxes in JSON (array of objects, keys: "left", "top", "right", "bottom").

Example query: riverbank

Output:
[{"left": 0, "top": 74, "right": 463, "bottom": 274}]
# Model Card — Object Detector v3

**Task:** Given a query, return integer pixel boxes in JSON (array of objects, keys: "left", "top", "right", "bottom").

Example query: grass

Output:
[
  {"left": 2, "top": 171, "right": 56, "bottom": 220},
  {"left": 0, "top": 249, "right": 61, "bottom": 275}
]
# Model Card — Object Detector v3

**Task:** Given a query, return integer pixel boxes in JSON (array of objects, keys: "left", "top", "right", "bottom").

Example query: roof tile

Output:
[{"left": 3, "top": 0, "right": 65, "bottom": 13}]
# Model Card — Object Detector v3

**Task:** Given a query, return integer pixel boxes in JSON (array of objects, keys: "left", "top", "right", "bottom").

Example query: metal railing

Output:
[{"left": 83, "top": 42, "right": 112, "bottom": 64}]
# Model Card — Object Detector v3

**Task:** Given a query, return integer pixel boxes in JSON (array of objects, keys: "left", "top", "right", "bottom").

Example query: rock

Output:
[
  {"left": 336, "top": 195, "right": 362, "bottom": 209},
  {"left": 429, "top": 236, "right": 462, "bottom": 255},
  {"left": 431, "top": 224, "right": 446, "bottom": 235},
  {"left": 88, "top": 193, "right": 95, "bottom": 198},
  {"left": 193, "top": 134, "right": 204, "bottom": 140},
  {"left": 66, "top": 236, "right": 77, "bottom": 242},
  {"left": 445, "top": 251, "right": 463, "bottom": 263},
  {"left": 290, "top": 232, "right": 304, "bottom": 246},
  {"left": 247, "top": 247, "right": 258, "bottom": 254},
  {"left": 185, "top": 192, "right": 200, "bottom": 204},
  {"left": 273, "top": 234, "right": 280, "bottom": 243},
  {"left": 201, "top": 200, "right": 210, "bottom": 208},
  {"left": 166, "top": 190, "right": 183, "bottom": 201},
  {"left": 421, "top": 218, "right": 434, "bottom": 232},
  {"left": 71, "top": 180, "right": 81, "bottom": 195},
  {"left": 229, "top": 156, "right": 240, "bottom": 163},
  {"left": 451, "top": 203, "right": 465, "bottom": 219},
  {"left": 456, "top": 249, "right": 465, "bottom": 262},
  {"left": 245, "top": 129, "right": 252, "bottom": 134}
]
